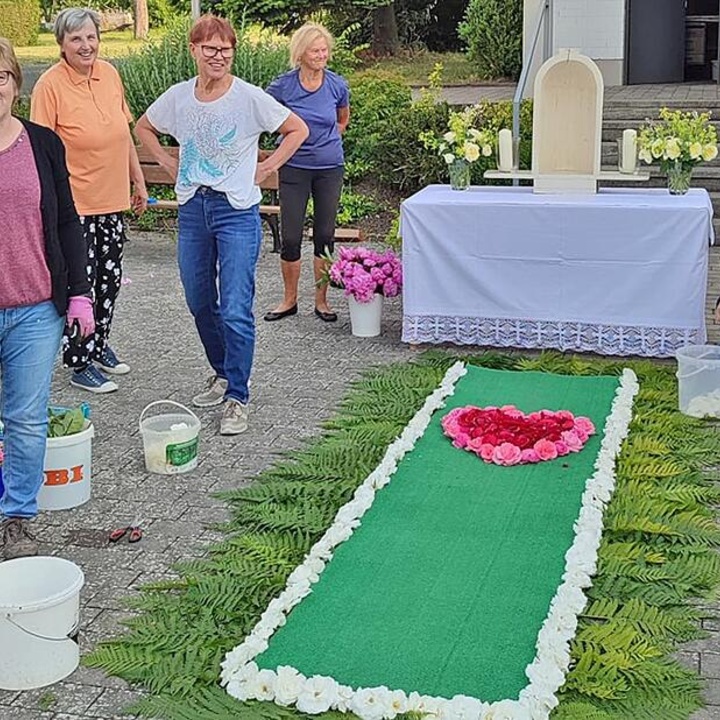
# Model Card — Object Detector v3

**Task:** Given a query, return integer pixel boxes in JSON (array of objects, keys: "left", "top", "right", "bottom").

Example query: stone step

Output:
[{"left": 598, "top": 162, "right": 720, "bottom": 191}]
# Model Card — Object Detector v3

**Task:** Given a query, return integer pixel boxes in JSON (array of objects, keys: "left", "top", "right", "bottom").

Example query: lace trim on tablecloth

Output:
[{"left": 402, "top": 316, "right": 705, "bottom": 358}]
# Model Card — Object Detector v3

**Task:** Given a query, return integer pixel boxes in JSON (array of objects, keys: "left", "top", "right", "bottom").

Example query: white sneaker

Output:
[
  {"left": 192, "top": 376, "right": 228, "bottom": 407},
  {"left": 220, "top": 399, "right": 249, "bottom": 435}
]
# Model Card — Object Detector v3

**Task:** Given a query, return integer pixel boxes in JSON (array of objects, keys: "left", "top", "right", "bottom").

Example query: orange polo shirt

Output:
[{"left": 31, "top": 58, "right": 133, "bottom": 216}]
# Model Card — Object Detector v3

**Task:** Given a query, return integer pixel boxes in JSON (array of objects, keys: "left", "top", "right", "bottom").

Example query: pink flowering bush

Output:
[{"left": 328, "top": 247, "right": 403, "bottom": 304}]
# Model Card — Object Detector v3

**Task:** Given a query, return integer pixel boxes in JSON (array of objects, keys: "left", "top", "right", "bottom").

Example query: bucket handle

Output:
[
  {"left": 5, "top": 614, "right": 79, "bottom": 643},
  {"left": 676, "top": 365, "right": 715, "bottom": 380},
  {"left": 139, "top": 400, "right": 200, "bottom": 433}
]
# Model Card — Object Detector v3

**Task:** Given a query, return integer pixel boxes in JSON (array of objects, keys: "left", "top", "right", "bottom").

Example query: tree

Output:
[
  {"left": 371, "top": 2, "right": 399, "bottom": 55},
  {"left": 134, "top": 0, "right": 148, "bottom": 39}
]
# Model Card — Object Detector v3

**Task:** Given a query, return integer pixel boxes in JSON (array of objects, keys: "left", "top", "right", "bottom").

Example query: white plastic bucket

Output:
[
  {"left": 348, "top": 294, "right": 383, "bottom": 337},
  {"left": 140, "top": 400, "right": 200, "bottom": 475},
  {"left": 37, "top": 421, "right": 94, "bottom": 511},
  {"left": 676, "top": 344, "right": 720, "bottom": 417},
  {"left": 0, "top": 556, "right": 84, "bottom": 690}
]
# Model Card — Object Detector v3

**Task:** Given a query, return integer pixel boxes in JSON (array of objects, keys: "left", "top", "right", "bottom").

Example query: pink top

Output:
[{"left": 0, "top": 129, "right": 51, "bottom": 309}]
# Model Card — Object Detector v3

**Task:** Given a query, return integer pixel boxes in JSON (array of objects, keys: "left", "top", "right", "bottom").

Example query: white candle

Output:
[
  {"left": 498, "top": 129, "right": 513, "bottom": 172},
  {"left": 621, "top": 129, "right": 637, "bottom": 174}
]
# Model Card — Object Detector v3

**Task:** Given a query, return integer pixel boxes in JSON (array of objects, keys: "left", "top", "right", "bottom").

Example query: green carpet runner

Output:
[{"left": 250, "top": 366, "right": 620, "bottom": 702}]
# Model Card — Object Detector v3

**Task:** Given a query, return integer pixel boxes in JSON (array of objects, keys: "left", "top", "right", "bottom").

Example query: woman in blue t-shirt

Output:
[{"left": 263, "top": 23, "right": 350, "bottom": 324}]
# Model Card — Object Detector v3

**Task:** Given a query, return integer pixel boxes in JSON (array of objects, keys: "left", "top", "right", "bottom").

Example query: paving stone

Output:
[
  {"left": 704, "top": 654, "right": 720, "bottom": 680},
  {"left": 10, "top": 683, "right": 103, "bottom": 715}
]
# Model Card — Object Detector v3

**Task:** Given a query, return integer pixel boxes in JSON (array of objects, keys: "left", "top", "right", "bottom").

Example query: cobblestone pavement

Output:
[{"left": 2, "top": 231, "right": 720, "bottom": 719}]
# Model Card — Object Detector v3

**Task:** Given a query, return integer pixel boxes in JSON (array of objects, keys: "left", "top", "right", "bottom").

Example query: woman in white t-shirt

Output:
[{"left": 136, "top": 15, "right": 307, "bottom": 436}]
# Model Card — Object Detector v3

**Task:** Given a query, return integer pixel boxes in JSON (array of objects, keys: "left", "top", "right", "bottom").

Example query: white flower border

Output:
[{"left": 221, "top": 364, "right": 639, "bottom": 720}]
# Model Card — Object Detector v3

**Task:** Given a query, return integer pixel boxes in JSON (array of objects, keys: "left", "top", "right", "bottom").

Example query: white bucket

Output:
[
  {"left": 140, "top": 400, "right": 200, "bottom": 475},
  {"left": 0, "top": 556, "right": 84, "bottom": 690},
  {"left": 348, "top": 294, "right": 383, "bottom": 337},
  {"left": 37, "top": 421, "right": 94, "bottom": 511},
  {"left": 676, "top": 344, "right": 720, "bottom": 417}
]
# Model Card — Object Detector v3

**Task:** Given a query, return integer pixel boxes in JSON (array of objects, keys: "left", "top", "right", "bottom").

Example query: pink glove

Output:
[{"left": 67, "top": 296, "right": 95, "bottom": 338}]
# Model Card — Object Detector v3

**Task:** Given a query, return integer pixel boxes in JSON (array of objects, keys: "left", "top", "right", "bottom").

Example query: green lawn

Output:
[
  {"left": 15, "top": 29, "right": 164, "bottom": 65},
  {"left": 16, "top": 30, "right": 485, "bottom": 85},
  {"left": 359, "top": 50, "right": 491, "bottom": 86}
]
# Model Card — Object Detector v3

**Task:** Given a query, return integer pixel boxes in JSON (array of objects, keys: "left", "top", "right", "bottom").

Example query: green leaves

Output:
[{"left": 47, "top": 406, "right": 86, "bottom": 438}]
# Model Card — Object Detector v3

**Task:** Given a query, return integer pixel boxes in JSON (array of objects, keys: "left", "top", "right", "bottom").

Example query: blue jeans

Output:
[
  {"left": 178, "top": 188, "right": 262, "bottom": 404},
  {"left": 0, "top": 301, "right": 64, "bottom": 518}
]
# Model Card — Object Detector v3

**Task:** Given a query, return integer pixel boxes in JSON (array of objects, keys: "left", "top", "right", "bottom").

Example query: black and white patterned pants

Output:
[{"left": 63, "top": 213, "right": 126, "bottom": 370}]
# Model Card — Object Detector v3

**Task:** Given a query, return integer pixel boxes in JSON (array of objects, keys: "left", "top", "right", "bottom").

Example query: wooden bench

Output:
[
  {"left": 138, "top": 146, "right": 364, "bottom": 249},
  {"left": 138, "top": 145, "right": 282, "bottom": 252}
]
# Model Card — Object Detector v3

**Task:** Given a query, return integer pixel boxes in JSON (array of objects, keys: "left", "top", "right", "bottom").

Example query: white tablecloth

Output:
[{"left": 400, "top": 186, "right": 714, "bottom": 357}]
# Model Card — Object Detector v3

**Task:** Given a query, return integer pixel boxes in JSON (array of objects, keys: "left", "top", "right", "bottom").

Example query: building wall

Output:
[{"left": 522, "top": 0, "right": 626, "bottom": 93}]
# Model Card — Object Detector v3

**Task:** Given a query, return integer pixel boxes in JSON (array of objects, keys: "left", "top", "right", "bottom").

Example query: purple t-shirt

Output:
[{"left": 266, "top": 68, "right": 349, "bottom": 169}]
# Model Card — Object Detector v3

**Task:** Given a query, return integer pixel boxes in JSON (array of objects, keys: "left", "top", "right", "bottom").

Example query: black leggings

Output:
[{"left": 278, "top": 165, "right": 344, "bottom": 262}]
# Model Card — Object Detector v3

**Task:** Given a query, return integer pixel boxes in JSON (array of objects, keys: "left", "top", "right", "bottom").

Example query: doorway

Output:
[{"left": 626, "top": 0, "right": 720, "bottom": 84}]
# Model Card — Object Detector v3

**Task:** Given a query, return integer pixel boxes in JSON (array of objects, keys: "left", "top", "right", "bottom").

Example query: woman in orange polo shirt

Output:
[{"left": 31, "top": 7, "right": 147, "bottom": 394}]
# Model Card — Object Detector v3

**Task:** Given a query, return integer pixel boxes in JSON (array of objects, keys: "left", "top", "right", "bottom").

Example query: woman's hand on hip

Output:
[{"left": 255, "top": 160, "right": 274, "bottom": 186}]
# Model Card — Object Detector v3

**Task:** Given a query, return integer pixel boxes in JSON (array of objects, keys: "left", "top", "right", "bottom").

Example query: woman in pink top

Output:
[
  {"left": 0, "top": 39, "right": 92, "bottom": 560},
  {"left": 31, "top": 7, "right": 147, "bottom": 394}
]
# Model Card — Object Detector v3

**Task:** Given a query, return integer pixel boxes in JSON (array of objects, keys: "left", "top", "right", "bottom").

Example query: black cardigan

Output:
[{"left": 19, "top": 118, "right": 90, "bottom": 314}]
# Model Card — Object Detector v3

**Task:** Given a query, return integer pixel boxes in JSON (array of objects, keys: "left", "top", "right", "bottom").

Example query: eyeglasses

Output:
[
  {"left": 200, "top": 45, "right": 234, "bottom": 59},
  {"left": 0, "top": 70, "right": 14, "bottom": 87}
]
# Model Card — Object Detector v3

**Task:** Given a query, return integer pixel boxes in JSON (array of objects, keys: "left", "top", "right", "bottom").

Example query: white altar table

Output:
[{"left": 400, "top": 186, "right": 714, "bottom": 358}]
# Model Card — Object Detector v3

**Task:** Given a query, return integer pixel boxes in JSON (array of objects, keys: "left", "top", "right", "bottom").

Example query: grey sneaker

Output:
[
  {"left": 1, "top": 518, "right": 39, "bottom": 560},
  {"left": 220, "top": 399, "right": 249, "bottom": 435},
  {"left": 193, "top": 375, "right": 228, "bottom": 407}
]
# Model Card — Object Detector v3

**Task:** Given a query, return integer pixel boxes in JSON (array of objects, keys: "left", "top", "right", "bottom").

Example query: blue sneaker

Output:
[
  {"left": 96, "top": 346, "right": 130, "bottom": 375},
  {"left": 70, "top": 365, "right": 118, "bottom": 394}
]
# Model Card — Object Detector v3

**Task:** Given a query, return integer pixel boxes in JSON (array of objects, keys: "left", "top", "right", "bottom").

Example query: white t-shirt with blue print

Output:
[{"left": 145, "top": 77, "right": 290, "bottom": 210}]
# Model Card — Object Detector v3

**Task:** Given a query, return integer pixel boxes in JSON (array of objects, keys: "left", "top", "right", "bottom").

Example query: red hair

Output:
[{"left": 189, "top": 14, "right": 236, "bottom": 48}]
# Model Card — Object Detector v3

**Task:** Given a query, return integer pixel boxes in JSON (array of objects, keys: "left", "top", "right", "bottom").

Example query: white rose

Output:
[
  {"left": 387, "top": 689, "right": 409, "bottom": 718},
  {"left": 482, "top": 144, "right": 493, "bottom": 157},
  {"left": 444, "top": 131, "right": 456, "bottom": 143},
  {"left": 689, "top": 141, "right": 703, "bottom": 160},
  {"left": 246, "top": 668, "right": 277, "bottom": 701},
  {"left": 465, "top": 142, "right": 480, "bottom": 162},
  {"left": 349, "top": 686, "right": 393, "bottom": 720},
  {"left": 407, "top": 691, "right": 442, "bottom": 715},
  {"left": 665, "top": 138, "right": 681, "bottom": 160},
  {"left": 439, "top": 694, "right": 486, "bottom": 719},
  {"left": 325, "top": 522, "right": 354, "bottom": 545},
  {"left": 296, "top": 675, "right": 339, "bottom": 714},
  {"left": 638, "top": 147, "right": 652, "bottom": 164},
  {"left": 444, "top": 153, "right": 456, "bottom": 165},
  {"left": 274, "top": 666, "right": 305, "bottom": 706},
  {"left": 484, "top": 699, "right": 521, "bottom": 720},
  {"left": 334, "top": 684, "right": 355, "bottom": 712},
  {"left": 703, "top": 144, "right": 719, "bottom": 161},
  {"left": 651, "top": 139, "right": 665, "bottom": 158}
]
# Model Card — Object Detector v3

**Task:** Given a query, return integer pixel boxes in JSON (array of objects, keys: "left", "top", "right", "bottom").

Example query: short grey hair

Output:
[{"left": 54, "top": 8, "right": 101, "bottom": 45}]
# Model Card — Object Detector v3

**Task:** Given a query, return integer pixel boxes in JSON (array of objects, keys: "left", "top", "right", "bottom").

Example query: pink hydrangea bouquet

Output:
[{"left": 328, "top": 247, "right": 403, "bottom": 304}]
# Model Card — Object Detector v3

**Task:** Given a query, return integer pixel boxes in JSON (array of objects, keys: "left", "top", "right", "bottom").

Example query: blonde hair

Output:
[
  {"left": 0, "top": 37, "right": 22, "bottom": 100},
  {"left": 289, "top": 23, "right": 333, "bottom": 68}
]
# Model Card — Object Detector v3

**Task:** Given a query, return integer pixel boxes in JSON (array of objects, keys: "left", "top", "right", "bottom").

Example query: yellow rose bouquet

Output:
[
  {"left": 638, "top": 108, "right": 718, "bottom": 194},
  {"left": 420, "top": 105, "right": 495, "bottom": 190}
]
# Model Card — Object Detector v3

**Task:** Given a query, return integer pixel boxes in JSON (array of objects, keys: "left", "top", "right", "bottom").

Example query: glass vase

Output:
[
  {"left": 666, "top": 160, "right": 693, "bottom": 195},
  {"left": 448, "top": 158, "right": 471, "bottom": 191}
]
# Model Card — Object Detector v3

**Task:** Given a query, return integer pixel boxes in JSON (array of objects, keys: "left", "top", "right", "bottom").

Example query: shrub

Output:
[
  {"left": 117, "top": 18, "right": 288, "bottom": 119},
  {"left": 0, "top": 0, "right": 40, "bottom": 46},
  {"left": 458, "top": 0, "right": 523, "bottom": 80},
  {"left": 370, "top": 96, "right": 533, "bottom": 193},
  {"left": 343, "top": 71, "right": 412, "bottom": 181}
]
